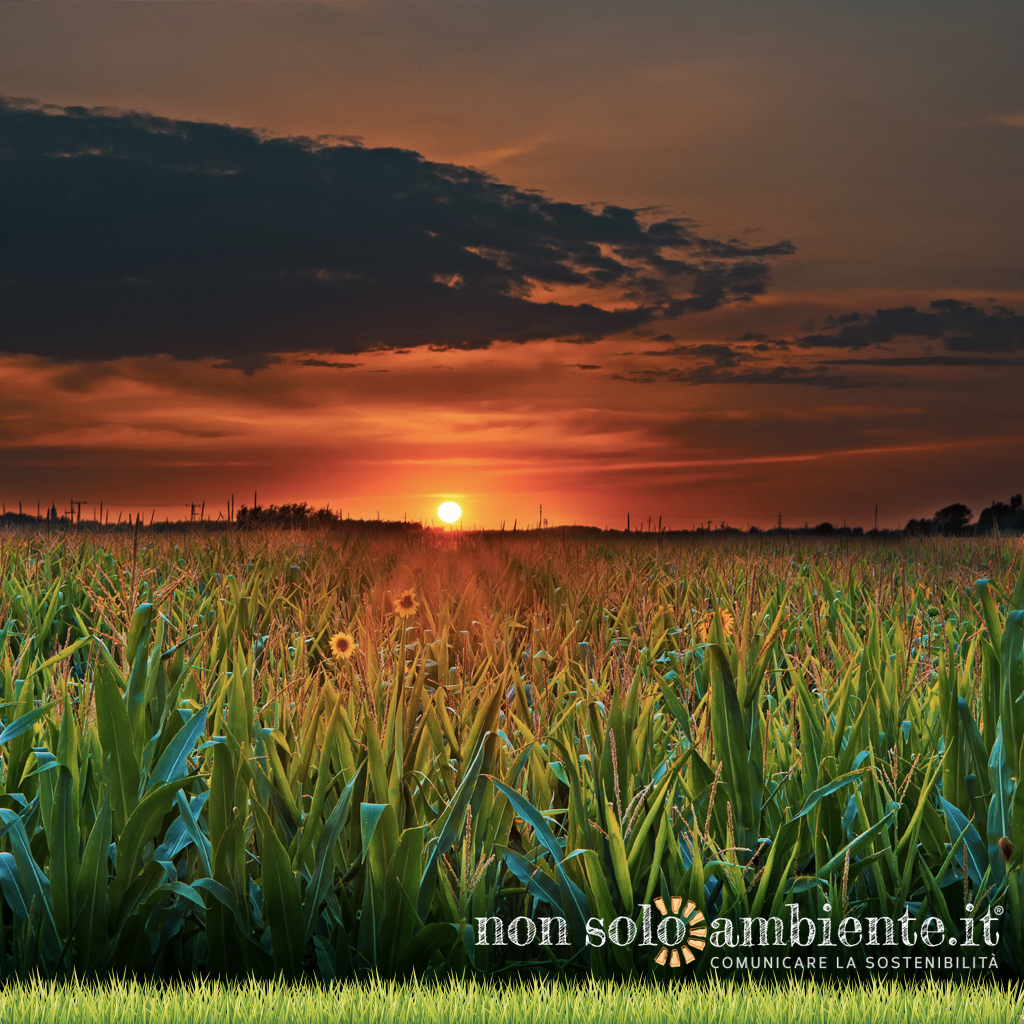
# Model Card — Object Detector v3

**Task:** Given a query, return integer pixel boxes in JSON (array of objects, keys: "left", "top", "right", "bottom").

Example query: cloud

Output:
[
  {"left": 690, "top": 343, "right": 747, "bottom": 368},
  {"left": 294, "top": 358, "right": 362, "bottom": 369},
  {"left": 794, "top": 299, "right": 1024, "bottom": 353},
  {"left": 983, "top": 113, "right": 1024, "bottom": 128},
  {"left": 0, "top": 96, "right": 793, "bottom": 372},
  {"left": 732, "top": 331, "right": 791, "bottom": 351},
  {"left": 824, "top": 355, "right": 1024, "bottom": 368},
  {"left": 623, "top": 364, "right": 859, "bottom": 389}
]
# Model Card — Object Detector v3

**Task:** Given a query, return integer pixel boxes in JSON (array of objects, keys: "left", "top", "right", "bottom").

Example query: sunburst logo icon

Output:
[{"left": 652, "top": 897, "right": 706, "bottom": 967}]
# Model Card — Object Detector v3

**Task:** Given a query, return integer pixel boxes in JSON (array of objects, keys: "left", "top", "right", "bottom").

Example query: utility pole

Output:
[
  {"left": 777, "top": 512, "right": 783, "bottom": 531},
  {"left": 874, "top": 504, "right": 878, "bottom": 532}
]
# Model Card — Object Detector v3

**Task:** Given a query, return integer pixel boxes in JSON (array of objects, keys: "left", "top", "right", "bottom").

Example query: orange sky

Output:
[{"left": 1, "top": 4, "right": 1022, "bottom": 529}]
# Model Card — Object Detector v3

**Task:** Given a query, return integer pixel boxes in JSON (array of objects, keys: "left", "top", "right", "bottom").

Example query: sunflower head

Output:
[
  {"left": 394, "top": 589, "right": 419, "bottom": 617},
  {"left": 698, "top": 604, "right": 734, "bottom": 642},
  {"left": 329, "top": 631, "right": 356, "bottom": 660}
]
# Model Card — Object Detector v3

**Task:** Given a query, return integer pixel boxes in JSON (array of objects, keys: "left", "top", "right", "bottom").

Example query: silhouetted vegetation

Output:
[
  {"left": 234, "top": 502, "right": 422, "bottom": 532},
  {"left": 979, "top": 493, "right": 1024, "bottom": 535},
  {"left": 2, "top": 493, "right": 1021, "bottom": 536},
  {"left": 906, "top": 494, "right": 1024, "bottom": 537}
]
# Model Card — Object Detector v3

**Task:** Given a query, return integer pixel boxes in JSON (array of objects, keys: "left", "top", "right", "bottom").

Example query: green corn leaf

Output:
[
  {"left": 987, "top": 720, "right": 1013, "bottom": 882},
  {"left": 364, "top": 712, "right": 390, "bottom": 805},
  {"left": 109, "top": 777, "right": 197, "bottom": 922},
  {"left": 20, "top": 637, "right": 92, "bottom": 683},
  {"left": 0, "top": 700, "right": 57, "bottom": 746},
  {"left": 252, "top": 798, "right": 304, "bottom": 978},
  {"left": 150, "top": 881, "right": 207, "bottom": 912},
  {"left": 815, "top": 812, "right": 894, "bottom": 879},
  {"left": 380, "top": 825, "right": 427, "bottom": 972},
  {"left": 125, "top": 635, "right": 150, "bottom": 759},
  {"left": 148, "top": 705, "right": 209, "bottom": 790},
  {"left": 418, "top": 739, "right": 487, "bottom": 919},
  {"left": 976, "top": 579, "right": 1003, "bottom": 649},
  {"left": 192, "top": 878, "right": 249, "bottom": 936},
  {"left": 0, "top": 808, "right": 59, "bottom": 948},
  {"left": 303, "top": 765, "right": 363, "bottom": 943},
  {"left": 491, "top": 779, "right": 590, "bottom": 948},
  {"left": 603, "top": 799, "right": 633, "bottom": 913},
  {"left": 0, "top": 851, "right": 29, "bottom": 921},
  {"left": 501, "top": 848, "right": 564, "bottom": 913},
  {"left": 75, "top": 794, "right": 111, "bottom": 972},
  {"left": 793, "top": 769, "right": 868, "bottom": 820},
  {"left": 125, "top": 604, "right": 154, "bottom": 667},
  {"left": 173, "top": 790, "right": 213, "bottom": 878},
  {"left": 941, "top": 798, "right": 988, "bottom": 890},
  {"left": 94, "top": 663, "right": 140, "bottom": 835},
  {"left": 46, "top": 765, "right": 79, "bottom": 941}
]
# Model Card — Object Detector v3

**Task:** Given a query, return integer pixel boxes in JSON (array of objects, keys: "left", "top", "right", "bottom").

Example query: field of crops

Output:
[{"left": 0, "top": 526, "right": 1022, "bottom": 988}]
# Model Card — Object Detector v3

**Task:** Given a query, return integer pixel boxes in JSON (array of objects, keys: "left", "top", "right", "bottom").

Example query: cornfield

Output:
[{"left": 0, "top": 526, "right": 1021, "bottom": 982}]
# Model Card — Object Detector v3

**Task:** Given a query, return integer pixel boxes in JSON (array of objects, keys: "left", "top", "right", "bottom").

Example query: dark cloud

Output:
[
  {"left": 642, "top": 342, "right": 750, "bottom": 363},
  {"left": 733, "top": 331, "right": 791, "bottom": 352},
  {"left": 795, "top": 299, "right": 1024, "bottom": 352},
  {"left": 573, "top": 363, "right": 602, "bottom": 370},
  {"left": 825, "top": 355, "right": 1024, "bottom": 367},
  {"left": 623, "top": 364, "right": 860, "bottom": 389},
  {"left": 690, "top": 343, "right": 747, "bottom": 368},
  {"left": 294, "top": 358, "right": 361, "bottom": 369},
  {"left": 0, "top": 97, "right": 793, "bottom": 372},
  {"left": 620, "top": 302, "right": 1024, "bottom": 390}
]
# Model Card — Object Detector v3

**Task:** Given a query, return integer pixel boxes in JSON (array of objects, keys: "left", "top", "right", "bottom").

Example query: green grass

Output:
[
  {"left": 0, "top": 527, "right": 1022, "bottom": 980},
  {"left": 0, "top": 975, "right": 1021, "bottom": 1024}
]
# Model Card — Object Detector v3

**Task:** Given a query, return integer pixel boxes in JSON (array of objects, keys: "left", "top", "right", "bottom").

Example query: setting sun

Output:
[{"left": 437, "top": 501, "right": 462, "bottom": 524}]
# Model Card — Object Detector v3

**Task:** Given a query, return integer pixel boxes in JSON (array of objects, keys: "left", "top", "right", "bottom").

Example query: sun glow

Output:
[{"left": 437, "top": 501, "right": 462, "bottom": 524}]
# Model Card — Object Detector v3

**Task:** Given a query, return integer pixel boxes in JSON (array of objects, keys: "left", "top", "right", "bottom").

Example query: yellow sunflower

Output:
[
  {"left": 328, "top": 631, "right": 356, "bottom": 660},
  {"left": 699, "top": 605, "right": 734, "bottom": 642},
  {"left": 719, "top": 606, "right": 735, "bottom": 636},
  {"left": 393, "top": 588, "right": 419, "bottom": 617}
]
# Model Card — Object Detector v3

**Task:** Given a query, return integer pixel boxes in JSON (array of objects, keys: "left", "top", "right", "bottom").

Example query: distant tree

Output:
[
  {"left": 978, "top": 493, "right": 1024, "bottom": 535},
  {"left": 813, "top": 522, "right": 834, "bottom": 534},
  {"left": 933, "top": 503, "right": 972, "bottom": 536},
  {"left": 904, "top": 517, "right": 934, "bottom": 535}
]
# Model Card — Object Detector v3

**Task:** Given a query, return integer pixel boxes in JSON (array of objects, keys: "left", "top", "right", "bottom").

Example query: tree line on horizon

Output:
[
  {"left": 903, "top": 493, "right": 1024, "bottom": 537},
  {"left": 1, "top": 494, "right": 1022, "bottom": 536}
]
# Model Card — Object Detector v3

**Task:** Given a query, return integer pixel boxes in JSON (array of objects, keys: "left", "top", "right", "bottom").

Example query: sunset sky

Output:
[{"left": 1, "top": 3, "right": 1022, "bottom": 530}]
